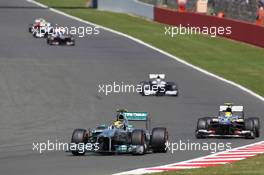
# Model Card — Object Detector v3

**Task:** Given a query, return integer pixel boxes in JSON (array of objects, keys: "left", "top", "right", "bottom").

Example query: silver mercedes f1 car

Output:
[{"left": 69, "top": 109, "right": 168, "bottom": 156}]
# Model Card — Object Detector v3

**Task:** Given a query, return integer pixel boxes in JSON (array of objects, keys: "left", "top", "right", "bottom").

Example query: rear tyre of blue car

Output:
[
  {"left": 71, "top": 128, "right": 88, "bottom": 156},
  {"left": 250, "top": 117, "right": 260, "bottom": 137},
  {"left": 195, "top": 118, "right": 208, "bottom": 139},
  {"left": 244, "top": 119, "right": 255, "bottom": 139},
  {"left": 151, "top": 127, "right": 168, "bottom": 153}
]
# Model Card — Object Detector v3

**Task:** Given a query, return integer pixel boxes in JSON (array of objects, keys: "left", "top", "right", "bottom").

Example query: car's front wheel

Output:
[{"left": 71, "top": 128, "right": 88, "bottom": 156}]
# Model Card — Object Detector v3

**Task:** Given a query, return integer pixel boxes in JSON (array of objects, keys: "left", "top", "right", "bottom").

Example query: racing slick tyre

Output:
[
  {"left": 71, "top": 37, "right": 75, "bottom": 46},
  {"left": 203, "top": 117, "right": 211, "bottom": 127},
  {"left": 47, "top": 38, "right": 54, "bottom": 45},
  {"left": 139, "top": 82, "right": 148, "bottom": 96},
  {"left": 131, "top": 129, "right": 146, "bottom": 155},
  {"left": 195, "top": 118, "right": 208, "bottom": 139},
  {"left": 44, "top": 33, "right": 48, "bottom": 38},
  {"left": 28, "top": 24, "right": 33, "bottom": 33},
  {"left": 250, "top": 117, "right": 260, "bottom": 137},
  {"left": 71, "top": 40, "right": 75, "bottom": 46},
  {"left": 151, "top": 127, "right": 168, "bottom": 153},
  {"left": 244, "top": 119, "right": 255, "bottom": 139},
  {"left": 71, "top": 128, "right": 88, "bottom": 156},
  {"left": 47, "top": 38, "right": 51, "bottom": 45},
  {"left": 167, "top": 82, "right": 178, "bottom": 97}
]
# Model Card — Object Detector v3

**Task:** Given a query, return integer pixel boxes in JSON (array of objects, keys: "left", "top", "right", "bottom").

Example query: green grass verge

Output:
[
  {"left": 36, "top": 0, "right": 264, "bottom": 97},
  {"left": 151, "top": 154, "right": 264, "bottom": 175}
]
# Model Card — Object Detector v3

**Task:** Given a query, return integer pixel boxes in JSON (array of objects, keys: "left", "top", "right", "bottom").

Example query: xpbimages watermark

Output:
[
  {"left": 98, "top": 81, "right": 165, "bottom": 95},
  {"left": 32, "top": 140, "right": 99, "bottom": 154},
  {"left": 165, "top": 24, "right": 232, "bottom": 38},
  {"left": 32, "top": 24, "right": 100, "bottom": 38},
  {"left": 165, "top": 140, "right": 232, "bottom": 154}
]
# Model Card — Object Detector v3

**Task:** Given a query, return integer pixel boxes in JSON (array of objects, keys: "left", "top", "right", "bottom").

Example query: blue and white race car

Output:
[
  {"left": 70, "top": 109, "right": 168, "bottom": 155},
  {"left": 195, "top": 103, "right": 260, "bottom": 139},
  {"left": 47, "top": 28, "right": 75, "bottom": 46},
  {"left": 140, "top": 74, "right": 178, "bottom": 96}
]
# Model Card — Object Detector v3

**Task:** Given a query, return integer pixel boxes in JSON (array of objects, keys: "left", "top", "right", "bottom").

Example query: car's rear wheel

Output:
[
  {"left": 71, "top": 39, "right": 75, "bottom": 46},
  {"left": 197, "top": 118, "right": 208, "bottom": 130},
  {"left": 151, "top": 127, "right": 168, "bottom": 153},
  {"left": 203, "top": 117, "right": 211, "bottom": 127},
  {"left": 140, "top": 82, "right": 148, "bottom": 96},
  {"left": 196, "top": 118, "right": 208, "bottom": 139},
  {"left": 28, "top": 24, "right": 33, "bottom": 33},
  {"left": 245, "top": 119, "right": 255, "bottom": 139},
  {"left": 167, "top": 82, "right": 178, "bottom": 96},
  {"left": 250, "top": 117, "right": 260, "bottom": 137},
  {"left": 71, "top": 128, "right": 88, "bottom": 156},
  {"left": 131, "top": 129, "right": 146, "bottom": 155}
]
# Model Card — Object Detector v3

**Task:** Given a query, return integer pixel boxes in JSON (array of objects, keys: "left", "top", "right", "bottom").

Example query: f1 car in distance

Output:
[
  {"left": 195, "top": 103, "right": 260, "bottom": 139},
  {"left": 29, "top": 18, "right": 54, "bottom": 38},
  {"left": 140, "top": 74, "right": 178, "bottom": 96},
  {"left": 28, "top": 18, "right": 45, "bottom": 33},
  {"left": 47, "top": 28, "right": 75, "bottom": 46},
  {"left": 70, "top": 109, "right": 168, "bottom": 156}
]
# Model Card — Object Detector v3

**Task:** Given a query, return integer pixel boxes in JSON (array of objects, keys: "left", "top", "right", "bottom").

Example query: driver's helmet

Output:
[
  {"left": 117, "top": 114, "right": 125, "bottom": 122},
  {"left": 225, "top": 107, "right": 232, "bottom": 117},
  {"left": 113, "top": 120, "right": 123, "bottom": 129},
  {"left": 156, "top": 76, "right": 162, "bottom": 84}
]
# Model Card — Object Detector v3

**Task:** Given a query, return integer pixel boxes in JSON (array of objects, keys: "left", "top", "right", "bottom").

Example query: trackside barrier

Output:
[
  {"left": 154, "top": 7, "right": 264, "bottom": 48},
  {"left": 91, "top": 0, "right": 98, "bottom": 8},
  {"left": 97, "top": 0, "right": 154, "bottom": 20}
]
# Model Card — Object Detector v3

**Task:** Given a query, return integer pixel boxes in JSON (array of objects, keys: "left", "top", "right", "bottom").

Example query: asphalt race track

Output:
[{"left": 0, "top": 0, "right": 263, "bottom": 175}]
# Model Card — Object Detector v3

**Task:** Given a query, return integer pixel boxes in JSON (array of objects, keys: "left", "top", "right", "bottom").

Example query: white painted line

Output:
[
  {"left": 174, "top": 162, "right": 228, "bottom": 164},
  {"left": 154, "top": 168, "right": 191, "bottom": 170},
  {"left": 204, "top": 156, "right": 249, "bottom": 159},
  {"left": 227, "top": 151, "right": 264, "bottom": 153}
]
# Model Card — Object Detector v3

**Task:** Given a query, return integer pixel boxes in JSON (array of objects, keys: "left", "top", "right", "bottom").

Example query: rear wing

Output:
[
  {"left": 149, "top": 74, "right": 165, "bottom": 79},
  {"left": 219, "top": 105, "right": 244, "bottom": 112},
  {"left": 123, "top": 112, "right": 151, "bottom": 130},
  {"left": 219, "top": 105, "right": 244, "bottom": 118},
  {"left": 123, "top": 112, "right": 148, "bottom": 121}
]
